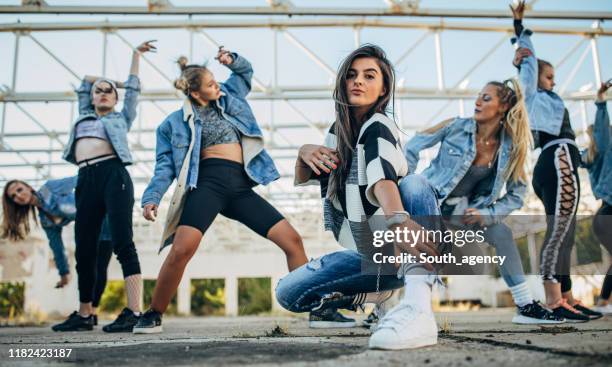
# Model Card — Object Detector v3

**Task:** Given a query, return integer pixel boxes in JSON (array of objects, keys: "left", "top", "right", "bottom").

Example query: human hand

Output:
[
  {"left": 136, "top": 40, "right": 157, "bottom": 54},
  {"left": 215, "top": 46, "right": 234, "bottom": 65},
  {"left": 597, "top": 80, "right": 611, "bottom": 102},
  {"left": 509, "top": 0, "right": 526, "bottom": 20},
  {"left": 513, "top": 47, "right": 532, "bottom": 67},
  {"left": 143, "top": 203, "right": 158, "bottom": 222},
  {"left": 297, "top": 144, "right": 339, "bottom": 175},
  {"left": 463, "top": 208, "right": 485, "bottom": 226}
]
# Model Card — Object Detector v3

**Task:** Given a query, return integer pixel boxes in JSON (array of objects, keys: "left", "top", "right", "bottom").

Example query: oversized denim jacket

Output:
[
  {"left": 512, "top": 29, "right": 566, "bottom": 142},
  {"left": 63, "top": 74, "right": 141, "bottom": 165},
  {"left": 141, "top": 53, "right": 279, "bottom": 207},
  {"left": 37, "top": 176, "right": 110, "bottom": 275},
  {"left": 404, "top": 117, "right": 527, "bottom": 225},
  {"left": 141, "top": 53, "right": 280, "bottom": 251},
  {"left": 581, "top": 101, "right": 612, "bottom": 205}
]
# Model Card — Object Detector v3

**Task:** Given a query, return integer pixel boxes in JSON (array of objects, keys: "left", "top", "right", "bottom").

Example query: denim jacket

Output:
[
  {"left": 141, "top": 53, "right": 280, "bottom": 251},
  {"left": 512, "top": 29, "right": 566, "bottom": 142},
  {"left": 63, "top": 75, "right": 141, "bottom": 165},
  {"left": 581, "top": 101, "right": 612, "bottom": 205},
  {"left": 404, "top": 117, "right": 527, "bottom": 225},
  {"left": 37, "top": 176, "right": 111, "bottom": 276}
]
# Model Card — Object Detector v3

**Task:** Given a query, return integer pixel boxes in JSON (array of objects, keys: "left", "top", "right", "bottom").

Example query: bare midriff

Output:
[
  {"left": 75, "top": 137, "right": 115, "bottom": 162},
  {"left": 200, "top": 142, "right": 243, "bottom": 163}
]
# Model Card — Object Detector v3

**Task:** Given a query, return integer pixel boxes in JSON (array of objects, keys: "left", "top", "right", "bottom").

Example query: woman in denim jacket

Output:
[
  {"left": 54, "top": 40, "right": 156, "bottom": 332},
  {"left": 135, "top": 47, "right": 307, "bottom": 334},
  {"left": 402, "top": 78, "right": 563, "bottom": 324},
  {"left": 1, "top": 177, "right": 113, "bottom": 325},
  {"left": 582, "top": 82, "right": 612, "bottom": 315},
  {"left": 511, "top": 1, "right": 601, "bottom": 321}
]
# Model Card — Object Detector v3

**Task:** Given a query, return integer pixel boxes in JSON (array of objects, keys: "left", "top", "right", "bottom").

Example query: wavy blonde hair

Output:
[
  {"left": 584, "top": 125, "right": 597, "bottom": 164},
  {"left": 422, "top": 78, "right": 532, "bottom": 183},
  {"left": 494, "top": 78, "right": 532, "bottom": 183}
]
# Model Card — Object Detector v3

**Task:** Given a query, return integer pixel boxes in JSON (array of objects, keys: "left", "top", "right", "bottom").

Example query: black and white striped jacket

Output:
[{"left": 297, "top": 112, "right": 408, "bottom": 253}]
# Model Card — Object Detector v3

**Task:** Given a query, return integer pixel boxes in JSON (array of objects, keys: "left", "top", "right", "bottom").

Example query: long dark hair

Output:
[
  {"left": 1, "top": 180, "right": 38, "bottom": 241},
  {"left": 329, "top": 44, "right": 395, "bottom": 200}
]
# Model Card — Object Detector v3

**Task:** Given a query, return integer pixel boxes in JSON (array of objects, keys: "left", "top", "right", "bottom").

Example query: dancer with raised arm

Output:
[
  {"left": 52, "top": 40, "right": 156, "bottom": 332},
  {"left": 511, "top": 1, "right": 601, "bottom": 321},
  {"left": 135, "top": 47, "right": 308, "bottom": 334}
]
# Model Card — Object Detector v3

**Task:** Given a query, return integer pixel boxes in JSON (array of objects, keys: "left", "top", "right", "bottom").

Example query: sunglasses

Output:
[{"left": 94, "top": 87, "right": 115, "bottom": 95}]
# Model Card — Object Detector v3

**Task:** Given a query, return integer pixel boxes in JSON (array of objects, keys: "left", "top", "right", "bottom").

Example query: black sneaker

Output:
[
  {"left": 362, "top": 309, "right": 380, "bottom": 328},
  {"left": 512, "top": 301, "right": 565, "bottom": 324},
  {"left": 311, "top": 292, "right": 356, "bottom": 312},
  {"left": 93, "top": 314, "right": 98, "bottom": 326},
  {"left": 572, "top": 301, "right": 603, "bottom": 320},
  {"left": 309, "top": 308, "right": 357, "bottom": 328},
  {"left": 132, "top": 309, "right": 162, "bottom": 334},
  {"left": 51, "top": 311, "right": 94, "bottom": 332},
  {"left": 550, "top": 300, "right": 590, "bottom": 323},
  {"left": 102, "top": 307, "right": 140, "bottom": 333}
]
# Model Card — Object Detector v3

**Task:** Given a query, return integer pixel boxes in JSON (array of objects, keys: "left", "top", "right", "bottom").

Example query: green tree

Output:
[
  {"left": 238, "top": 277, "right": 271, "bottom": 315},
  {"left": 0, "top": 282, "right": 24, "bottom": 318},
  {"left": 191, "top": 279, "right": 225, "bottom": 316}
]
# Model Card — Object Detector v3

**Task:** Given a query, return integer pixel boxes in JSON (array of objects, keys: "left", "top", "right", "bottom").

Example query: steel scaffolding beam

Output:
[
  {"left": 0, "top": 19, "right": 610, "bottom": 36},
  {"left": 1, "top": 5, "right": 610, "bottom": 20},
  {"left": 2, "top": 88, "right": 608, "bottom": 103}
]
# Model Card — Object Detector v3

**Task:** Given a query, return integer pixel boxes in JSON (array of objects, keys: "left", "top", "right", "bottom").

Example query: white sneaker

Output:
[
  {"left": 368, "top": 303, "right": 438, "bottom": 350},
  {"left": 591, "top": 304, "right": 612, "bottom": 315}
]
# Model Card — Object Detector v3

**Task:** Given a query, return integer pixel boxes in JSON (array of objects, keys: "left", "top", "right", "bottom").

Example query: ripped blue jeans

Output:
[{"left": 275, "top": 174, "right": 441, "bottom": 313}]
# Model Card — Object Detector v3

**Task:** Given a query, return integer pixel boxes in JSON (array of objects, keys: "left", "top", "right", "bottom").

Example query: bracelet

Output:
[{"left": 385, "top": 211, "right": 410, "bottom": 229}]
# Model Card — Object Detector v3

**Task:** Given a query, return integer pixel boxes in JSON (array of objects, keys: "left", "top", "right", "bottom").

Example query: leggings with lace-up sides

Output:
[{"left": 532, "top": 142, "right": 581, "bottom": 288}]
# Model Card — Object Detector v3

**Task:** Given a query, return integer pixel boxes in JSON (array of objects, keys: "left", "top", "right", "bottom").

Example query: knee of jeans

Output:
[
  {"left": 274, "top": 278, "right": 296, "bottom": 311},
  {"left": 485, "top": 224, "right": 513, "bottom": 246},
  {"left": 399, "top": 175, "right": 436, "bottom": 212}
]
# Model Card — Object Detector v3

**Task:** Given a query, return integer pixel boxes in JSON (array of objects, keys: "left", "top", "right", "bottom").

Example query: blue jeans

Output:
[
  {"left": 402, "top": 175, "right": 527, "bottom": 288},
  {"left": 275, "top": 174, "right": 440, "bottom": 313}
]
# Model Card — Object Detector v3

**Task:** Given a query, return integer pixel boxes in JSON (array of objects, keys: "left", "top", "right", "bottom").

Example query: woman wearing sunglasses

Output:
[{"left": 52, "top": 40, "right": 156, "bottom": 332}]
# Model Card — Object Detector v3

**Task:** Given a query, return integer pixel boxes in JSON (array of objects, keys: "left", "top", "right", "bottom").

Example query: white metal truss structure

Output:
[{"left": 0, "top": 1, "right": 610, "bottom": 213}]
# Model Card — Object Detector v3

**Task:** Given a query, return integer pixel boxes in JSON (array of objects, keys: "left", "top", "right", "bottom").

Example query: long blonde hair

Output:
[
  {"left": 422, "top": 78, "right": 532, "bottom": 183},
  {"left": 494, "top": 78, "right": 532, "bottom": 183},
  {"left": 584, "top": 125, "right": 598, "bottom": 164}
]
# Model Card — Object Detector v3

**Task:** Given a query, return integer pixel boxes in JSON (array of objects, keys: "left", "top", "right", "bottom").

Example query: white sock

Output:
[
  {"left": 401, "top": 275, "right": 433, "bottom": 313},
  {"left": 509, "top": 282, "right": 532, "bottom": 307},
  {"left": 352, "top": 290, "right": 394, "bottom": 305}
]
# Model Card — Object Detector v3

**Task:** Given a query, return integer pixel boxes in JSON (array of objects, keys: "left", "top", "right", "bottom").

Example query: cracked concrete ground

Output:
[{"left": 1, "top": 309, "right": 610, "bottom": 366}]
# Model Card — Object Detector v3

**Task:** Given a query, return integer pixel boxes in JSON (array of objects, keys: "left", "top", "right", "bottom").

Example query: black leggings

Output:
[
  {"left": 75, "top": 159, "right": 141, "bottom": 304},
  {"left": 178, "top": 158, "right": 284, "bottom": 237},
  {"left": 593, "top": 202, "right": 612, "bottom": 299},
  {"left": 532, "top": 143, "right": 580, "bottom": 286}
]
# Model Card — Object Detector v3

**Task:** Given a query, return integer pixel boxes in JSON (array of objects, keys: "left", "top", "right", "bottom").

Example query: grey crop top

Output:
[
  {"left": 448, "top": 164, "right": 495, "bottom": 198},
  {"left": 74, "top": 118, "right": 109, "bottom": 141},
  {"left": 196, "top": 104, "right": 240, "bottom": 149}
]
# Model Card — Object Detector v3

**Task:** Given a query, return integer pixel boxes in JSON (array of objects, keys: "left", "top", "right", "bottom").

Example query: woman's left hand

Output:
[
  {"left": 136, "top": 40, "right": 157, "bottom": 54},
  {"left": 463, "top": 208, "right": 485, "bottom": 226},
  {"left": 216, "top": 46, "right": 234, "bottom": 65},
  {"left": 597, "top": 81, "right": 610, "bottom": 102}
]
